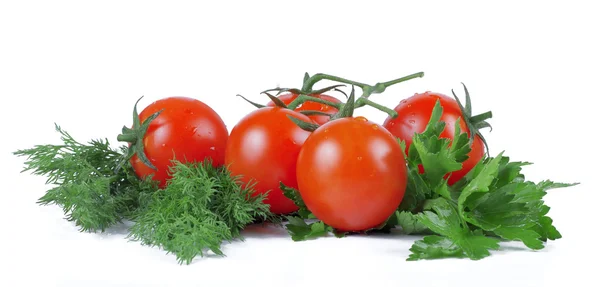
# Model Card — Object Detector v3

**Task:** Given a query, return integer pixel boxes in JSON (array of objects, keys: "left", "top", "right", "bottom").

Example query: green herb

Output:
[
  {"left": 280, "top": 182, "right": 314, "bottom": 219},
  {"left": 399, "top": 101, "right": 577, "bottom": 260},
  {"left": 15, "top": 125, "right": 273, "bottom": 264},
  {"left": 280, "top": 183, "right": 346, "bottom": 240},
  {"left": 394, "top": 211, "right": 429, "bottom": 235},
  {"left": 127, "top": 160, "right": 273, "bottom": 264},
  {"left": 13, "top": 124, "right": 157, "bottom": 232},
  {"left": 285, "top": 217, "right": 332, "bottom": 241}
]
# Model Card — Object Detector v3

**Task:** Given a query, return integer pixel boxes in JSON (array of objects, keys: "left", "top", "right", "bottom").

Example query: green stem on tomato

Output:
[
  {"left": 287, "top": 95, "right": 343, "bottom": 110},
  {"left": 470, "top": 111, "right": 493, "bottom": 124},
  {"left": 117, "top": 133, "right": 137, "bottom": 143},
  {"left": 302, "top": 74, "right": 368, "bottom": 93},
  {"left": 355, "top": 98, "right": 399, "bottom": 118},
  {"left": 302, "top": 71, "right": 425, "bottom": 98}
]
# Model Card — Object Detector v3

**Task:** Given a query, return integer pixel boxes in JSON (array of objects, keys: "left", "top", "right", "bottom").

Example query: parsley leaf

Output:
[
  {"left": 408, "top": 235, "right": 465, "bottom": 260},
  {"left": 285, "top": 217, "right": 332, "bottom": 241},
  {"left": 412, "top": 198, "right": 500, "bottom": 260},
  {"left": 280, "top": 183, "right": 346, "bottom": 240},
  {"left": 280, "top": 182, "right": 314, "bottom": 219},
  {"left": 394, "top": 211, "right": 429, "bottom": 235},
  {"left": 401, "top": 98, "right": 577, "bottom": 261},
  {"left": 458, "top": 155, "right": 577, "bottom": 249}
]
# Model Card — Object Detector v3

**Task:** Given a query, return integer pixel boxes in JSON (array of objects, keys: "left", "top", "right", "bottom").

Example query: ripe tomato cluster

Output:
[{"left": 126, "top": 73, "right": 488, "bottom": 232}]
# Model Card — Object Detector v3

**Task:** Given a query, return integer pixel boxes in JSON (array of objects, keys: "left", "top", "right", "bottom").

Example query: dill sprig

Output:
[
  {"left": 15, "top": 125, "right": 274, "bottom": 264},
  {"left": 127, "top": 160, "right": 273, "bottom": 264},
  {"left": 13, "top": 124, "right": 157, "bottom": 232}
]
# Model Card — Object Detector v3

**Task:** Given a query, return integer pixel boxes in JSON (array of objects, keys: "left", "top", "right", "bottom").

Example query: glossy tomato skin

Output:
[
  {"left": 267, "top": 93, "right": 341, "bottom": 125},
  {"left": 225, "top": 107, "right": 314, "bottom": 214},
  {"left": 297, "top": 117, "right": 407, "bottom": 232},
  {"left": 131, "top": 97, "right": 228, "bottom": 188},
  {"left": 382, "top": 91, "right": 485, "bottom": 185}
]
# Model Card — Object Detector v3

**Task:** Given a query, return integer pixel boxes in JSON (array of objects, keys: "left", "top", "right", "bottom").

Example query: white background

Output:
[{"left": 1, "top": 0, "right": 598, "bottom": 286}]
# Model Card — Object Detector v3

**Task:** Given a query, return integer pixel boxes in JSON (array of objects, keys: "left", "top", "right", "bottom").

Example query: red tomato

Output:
[
  {"left": 296, "top": 117, "right": 407, "bottom": 232},
  {"left": 225, "top": 107, "right": 314, "bottom": 214},
  {"left": 382, "top": 91, "right": 485, "bottom": 185},
  {"left": 131, "top": 97, "right": 228, "bottom": 187},
  {"left": 266, "top": 93, "right": 341, "bottom": 125}
]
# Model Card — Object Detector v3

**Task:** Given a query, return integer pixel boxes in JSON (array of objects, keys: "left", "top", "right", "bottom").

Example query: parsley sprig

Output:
[{"left": 401, "top": 100, "right": 576, "bottom": 260}]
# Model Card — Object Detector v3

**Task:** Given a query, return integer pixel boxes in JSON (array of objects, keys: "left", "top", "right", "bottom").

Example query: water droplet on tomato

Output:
[
  {"left": 407, "top": 104, "right": 412, "bottom": 108},
  {"left": 409, "top": 120, "right": 416, "bottom": 125},
  {"left": 371, "top": 125, "right": 378, "bottom": 130},
  {"left": 357, "top": 156, "right": 363, "bottom": 161},
  {"left": 209, "top": 146, "right": 215, "bottom": 151},
  {"left": 400, "top": 99, "right": 408, "bottom": 104},
  {"left": 324, "top": 129, "right": 329, "bottom": 133},
  {"left": 355, "top": 116, "right": 368, "bottom": 122}
]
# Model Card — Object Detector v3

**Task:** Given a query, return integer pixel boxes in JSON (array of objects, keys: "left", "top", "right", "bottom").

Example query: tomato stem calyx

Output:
[
  {"left": 330, "top": 86, "right": 356, "bottom": 120},
  {"left": 116, "top": 96, "right": 163, "bottom": 172},
  {"left": 263, "top": 92, "right": 288, "bottom": 108},
  {"left": 451, "top": 83, "right": 493, "bottom": 155},
  {"left": 236, "top": 94, "right": 266, "bottom": 109},
  {"left": 286, "top": 115, "right": 320, "bottom": 132}
]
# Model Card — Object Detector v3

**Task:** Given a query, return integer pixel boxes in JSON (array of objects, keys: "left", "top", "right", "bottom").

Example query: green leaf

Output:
[
  {"left": 413, "top": 136, "right": 461, "bottom": 184},
  {"left": 415, "top": 198, "right": 500, "bottom": 260},
  {"left": 495, "top": 157, "right": 531, "bottom": 186},
  {"left": 285, "top": 217, "right": 331, "bottom": 241},
  {"left": 396, "top": 211, "right": 429, "bottom": 234},
  {"left": 280, "top": 182, "right": 314, "bottom": 219},
  {"left": 537, "top": 180, "right": 579, "bottom": 191},
  {"left": 535, "top": 216, "right": 562, "bottom": 240},
  {"left": 406, "top": 100, "right": 471, "bottom": 190},
  {"left": 399, "top": 166, "right": 431, "bottom": 211},
  {"left": 456, "top": 154, "right": 577, "bottom": 248},
  {"left": 493, "top": 227, "right": 544, "bottom": 250},
  {"left": 457, "top": 152, "right": 504, "bottom": 214},
  {"left": 408, "top": 235, "right": 465, "bottom": 260}
]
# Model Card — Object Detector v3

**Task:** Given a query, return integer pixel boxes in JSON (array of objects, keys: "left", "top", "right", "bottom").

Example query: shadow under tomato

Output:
[{"left": 241, "top": 223, "right": 290, "bottom": 239}]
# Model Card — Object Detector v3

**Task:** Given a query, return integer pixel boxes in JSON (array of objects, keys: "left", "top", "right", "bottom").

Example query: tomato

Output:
[
  {"left": 296, "top": 117, "right": 407, "bottom": 232},
  {"left": 266, "top": 93, "right": 341, "bottom": 125},
  {"left": 130, "top": 97, "right": 228, "bottom": 187},
  {"left": 225, "top": 107, "right": 314, "bottom": 214},
  {"left": 382, "top": 91, "right": 485, "bottom": 185}
]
